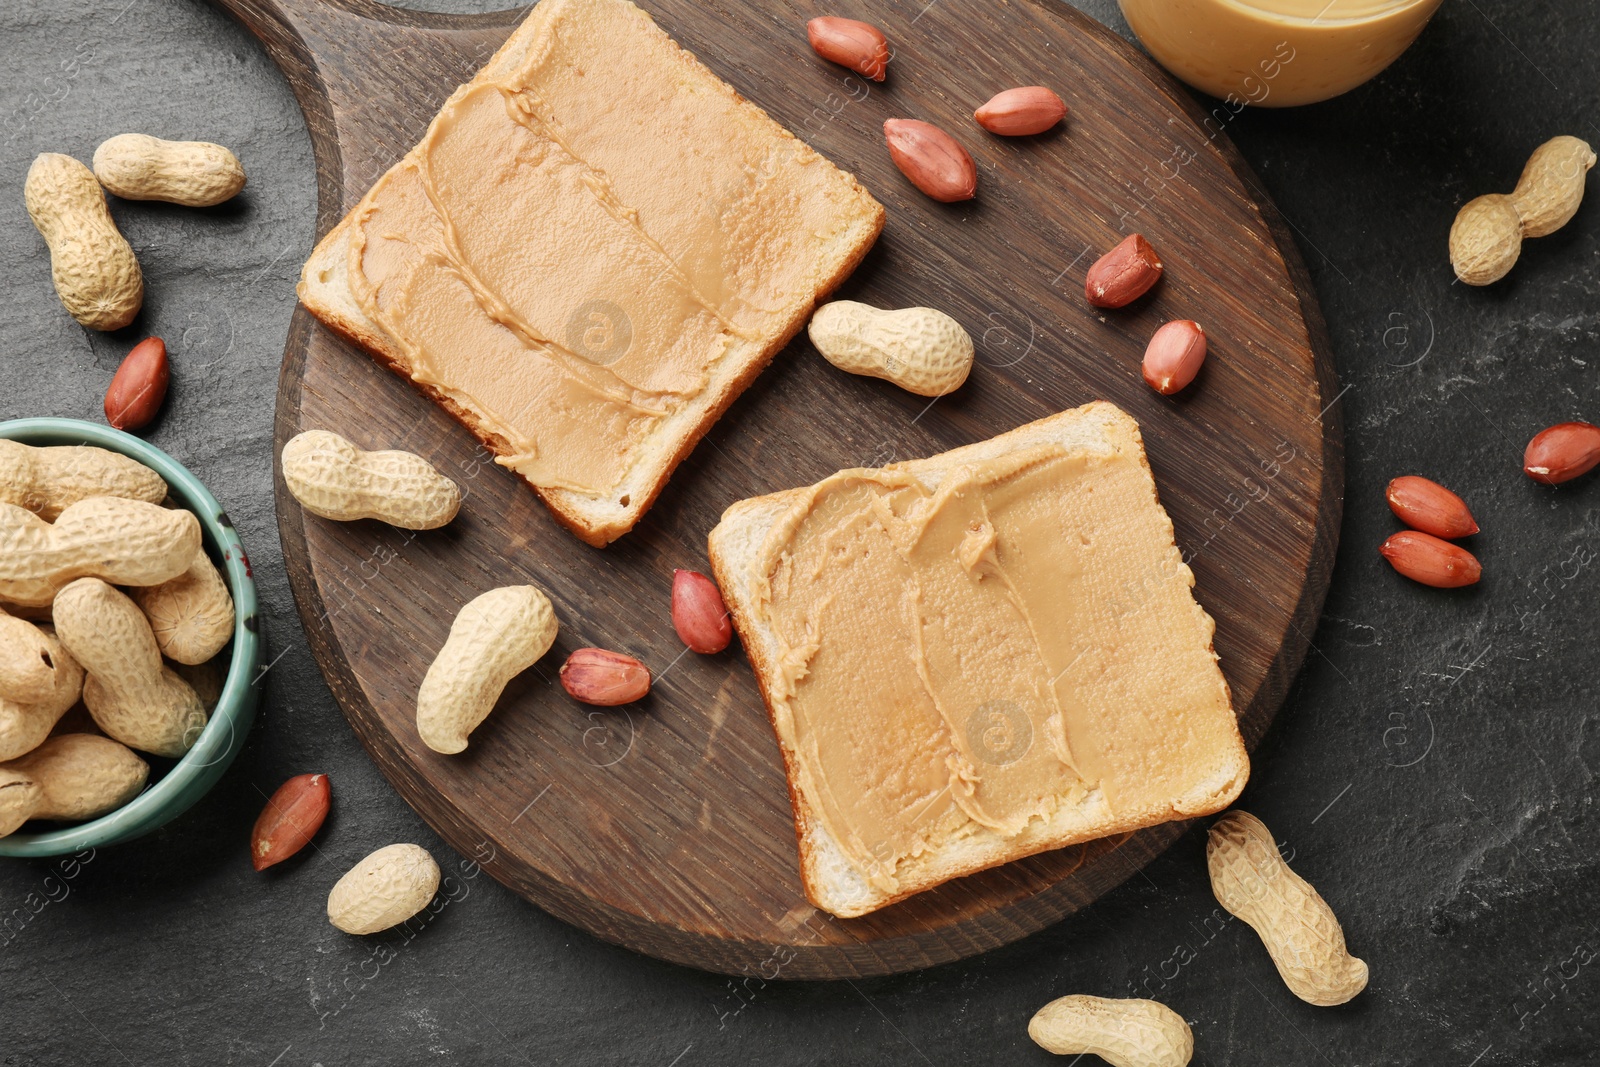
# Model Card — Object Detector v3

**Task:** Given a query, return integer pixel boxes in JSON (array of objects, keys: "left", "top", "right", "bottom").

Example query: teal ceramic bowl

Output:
[{"left": 0, "top": 418, "right": 261, "bottom": 856}]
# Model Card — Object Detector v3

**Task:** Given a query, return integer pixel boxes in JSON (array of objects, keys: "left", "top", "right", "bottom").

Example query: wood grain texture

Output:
[{"left": 214, "top": 0, "right": 1343, "bottom": 978}]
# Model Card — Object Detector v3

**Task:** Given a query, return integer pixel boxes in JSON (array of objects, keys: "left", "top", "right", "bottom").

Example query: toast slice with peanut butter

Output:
[
  {"left": 708, "top": 402, "right": 1248, "bottom": 918},
  {"left": 298, "top": 0, "right": 884, "bottom": 545}
]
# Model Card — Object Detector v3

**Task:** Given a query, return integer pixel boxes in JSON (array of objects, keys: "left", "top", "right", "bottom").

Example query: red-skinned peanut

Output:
[
  {"left": 1524, "top": 421, "right": 1600, "bottom": 484},
  {"left": 251, "top": 773, "right": 330, "bottom": 871},
  {"left": 883, "top": 119, "right": 977, "bottom": 203},
  {"left": 1142, "top": 320, "right": 1206, "bottom": 395},
  {"left": 1379, "top": 531, "right": 1482, "bottom": 588},
  {"left": 104, "top": 336, "right": 169, "bottom": 431},
  {"left": 806, "top": 17, "right": 889, "bottom": 81},
  {"left": 1385, "top": 476, "right": 1478, "bottom": 538},
  {"left": 672, "top": 570, "right": 732, "bottom": 654}
]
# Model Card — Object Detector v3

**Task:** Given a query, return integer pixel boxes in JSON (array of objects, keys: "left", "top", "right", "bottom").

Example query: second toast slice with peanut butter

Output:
[{"left": 709, "top": 402, "right": 1247, "bottom": 918}]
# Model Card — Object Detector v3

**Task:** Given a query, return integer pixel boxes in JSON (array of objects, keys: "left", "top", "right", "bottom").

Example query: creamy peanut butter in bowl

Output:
[{"left": 1118, "top": 0, "right": 1444, "bottom": 107}]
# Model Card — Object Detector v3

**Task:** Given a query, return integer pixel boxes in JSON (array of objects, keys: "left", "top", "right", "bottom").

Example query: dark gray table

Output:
[{"left": 3, "top": 1, "right": 1596, "bottom": 1063}]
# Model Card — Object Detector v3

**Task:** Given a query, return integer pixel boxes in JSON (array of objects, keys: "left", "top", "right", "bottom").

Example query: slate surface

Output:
[{"left": 1, "top": 1, "right": 1597, "bottom": 1064}]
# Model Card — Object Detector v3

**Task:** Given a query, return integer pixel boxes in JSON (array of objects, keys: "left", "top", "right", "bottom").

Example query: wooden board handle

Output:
[{"left": 207, "top": 0, "right": 521, "bottom": 229}]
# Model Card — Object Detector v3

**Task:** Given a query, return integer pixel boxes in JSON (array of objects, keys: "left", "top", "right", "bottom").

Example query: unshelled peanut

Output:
[
  {"left": 0, "top": 496, "right": 199, "bottom": 607},
  {"left": 282, "top": 430, "right": 460, "bottom": 529},
  {"left": 0, "top": 609, "right": 69, "bottom": 706},
  {"left": 416, "top": 586, "right": 558, "bottom": 754},
  {"left": 0, "top": 733, "right": 148, "bottom": 837},
  {"left": 0, "top": 440, "right": 167, "bottom": 521},
  {"left": 131, "top": 549, "right": 235, "bottom": 665},
  {"left": 808, "top": 301, "right": 974, "bottom": 397},
  {"left": 1450, "top": 135, "right": 1595, "bottom": 285},
  {"left": 0, "top": 770, "right": 42, "bottom": 838},
  {"left": 0, "top": 625, "right": 83, "bottom": 763},
  {"left": 1028, "top": 995, "right": 1193, "bottom": 1067},
  {"left": 327, "top": 843, "right": 440, "bottom": 935},
  {"left": 52, "top": 578, "right": 207, "bottom": 758},
  {"left": 1207, "top": 810, "right": 1369, "bottom": 1006},
  {"left": 25, "top": 153, "right": 143, "bottom": 330},
  {"left": 92, "top": 134, "right": 246, "bottom": 207},
  {"left": 174, "top": 657, "right": 225, "bottom": 712}
]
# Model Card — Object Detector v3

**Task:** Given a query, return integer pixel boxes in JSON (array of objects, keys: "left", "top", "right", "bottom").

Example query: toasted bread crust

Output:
[{"left": 705, "top": 495, "right": 819, "bottom": 901}]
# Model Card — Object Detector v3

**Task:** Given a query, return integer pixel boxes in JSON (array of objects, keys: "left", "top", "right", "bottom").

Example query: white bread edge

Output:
[{"left": 707, "top": 401, "right": 1249, "bottom": 919}]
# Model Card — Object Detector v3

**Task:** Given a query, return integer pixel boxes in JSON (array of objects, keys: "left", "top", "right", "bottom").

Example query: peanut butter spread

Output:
[
  {"left": 346, "top": 0, "right": 869, "bottom": 494},
  {"left": 750, "top": 435, "right": 1237, "bottom": 894}
]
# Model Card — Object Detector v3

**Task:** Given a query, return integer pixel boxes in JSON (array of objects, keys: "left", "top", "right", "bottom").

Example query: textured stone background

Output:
[{"left": 2, "top": 0, "right": 1598, "bottom": 1064}]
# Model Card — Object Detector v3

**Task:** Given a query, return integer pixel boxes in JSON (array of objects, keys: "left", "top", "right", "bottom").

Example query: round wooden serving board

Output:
[{"left": 217, "top": 0, "right": 1342, "bottom": 977}]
